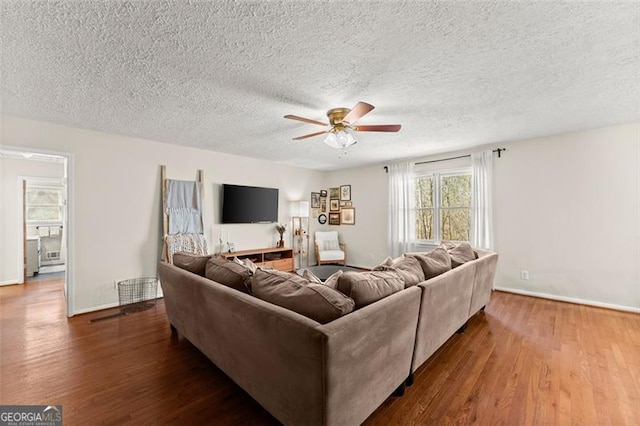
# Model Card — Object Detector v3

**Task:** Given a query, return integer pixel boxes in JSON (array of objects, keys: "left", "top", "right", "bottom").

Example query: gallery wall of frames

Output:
[{"left": 310, "top": 185, "right": 355, "bottom": 226}]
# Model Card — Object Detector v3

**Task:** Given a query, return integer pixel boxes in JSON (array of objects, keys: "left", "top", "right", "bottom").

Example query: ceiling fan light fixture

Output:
[
  {"left": 324, "top": 128, "right": 356, "bottom": 149},
  {"left": 323, "top": 132, "right": 340, "bottom": 149}
]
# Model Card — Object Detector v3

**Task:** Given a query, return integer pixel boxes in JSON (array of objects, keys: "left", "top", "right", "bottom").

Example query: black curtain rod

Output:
[{"left": 383, "top": 148, "right": 506, "bottom": 172}]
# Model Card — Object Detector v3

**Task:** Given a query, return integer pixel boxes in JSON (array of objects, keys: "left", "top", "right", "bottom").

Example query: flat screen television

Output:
[{"left": 222, "top": 184, "right": 279, "bottom": 224}]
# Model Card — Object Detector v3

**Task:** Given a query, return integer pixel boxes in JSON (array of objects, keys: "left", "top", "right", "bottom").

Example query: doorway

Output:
[
  {"left": 0, "top": 147, "right": 74, "bottom": 316},
  {"left": 24, "top": 178, "right": 67, "bottom": 280}
]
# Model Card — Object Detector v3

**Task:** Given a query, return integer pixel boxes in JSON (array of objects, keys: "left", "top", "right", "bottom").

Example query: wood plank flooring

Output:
[{"left": 1, "top": 278, "right": 639, "bottom": 425}]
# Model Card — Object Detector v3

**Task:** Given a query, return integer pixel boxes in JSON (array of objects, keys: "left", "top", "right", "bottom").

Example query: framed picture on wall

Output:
[
  {"left": 340, "top": 208, "right": 355, "bottom": 225},
  {"left": 328, "top": 212, "right": 340, "bottom": 225},
  {"left": 340, "top": 185, "right": 351, "bottom": 201},
  {"left": 311, "top": 192, "right": 320, "bottom": 208},
  {"left": 320, "top": 190, "right": 327, "bottom": 197},
  {"left": 318, "top": 213, "right": 327, "bottom": 225},
  {"left": 320, "top": 197, "right": 327, "bottom": 212},
  {"left": 330, "top": 199, "right": 340, "bottom": 211},
  {"left": 329, "top": 187, "right": 340, "bottom": 199}
]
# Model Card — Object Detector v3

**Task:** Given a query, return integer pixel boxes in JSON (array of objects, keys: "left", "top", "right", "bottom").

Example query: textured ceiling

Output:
[{"left": 1, "top": 1, "right": 639, "bottom": 170}]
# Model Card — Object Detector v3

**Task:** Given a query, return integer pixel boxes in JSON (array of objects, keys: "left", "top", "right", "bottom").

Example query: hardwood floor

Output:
[{"left": 1, "top": 278, "right": 639, "bottom": 425}]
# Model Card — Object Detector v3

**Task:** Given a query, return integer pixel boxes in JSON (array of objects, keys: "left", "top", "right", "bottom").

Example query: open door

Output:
[{"left": 61, "top": 160, "right": 68, "bottom": 301}]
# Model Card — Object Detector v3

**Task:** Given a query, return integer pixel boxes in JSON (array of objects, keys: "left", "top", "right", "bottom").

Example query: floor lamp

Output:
[{"left": 291, "top": 201, "right": 310, "bottom": 270}]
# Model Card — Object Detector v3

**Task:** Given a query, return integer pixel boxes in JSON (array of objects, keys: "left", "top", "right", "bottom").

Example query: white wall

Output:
[
  {"left": 493, "top": 123, "right": 639, "bottom": 311},
  {"left": 0, "top": 157, "right": 64, "bottom": 285},
  {"left": 324, "top": 165, "right": 389, "bottom": 268},
  {"left": 326, "top": 122, "right": 640, "bottom": 311},
  {"left": 1, "top": 115, "right": 325, "bottom": 314}
]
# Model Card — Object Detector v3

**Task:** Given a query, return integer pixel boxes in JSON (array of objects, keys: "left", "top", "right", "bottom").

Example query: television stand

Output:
[{"left": 220, "top": 247, "right": 294, "bottom": 272}]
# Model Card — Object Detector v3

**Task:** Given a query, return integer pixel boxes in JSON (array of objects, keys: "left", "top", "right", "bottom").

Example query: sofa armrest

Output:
[
  {"left": 158, "top": 262, "right": 327, "bottom": 425},
  {"left": 319, "top": 286, "right": 421, "bottom": 426},
  {"left": 469, "top": 252, "right": 498, "bottom": 315},
  {"left": 412, "top": 262, "right": 476, "bottom": 372}
]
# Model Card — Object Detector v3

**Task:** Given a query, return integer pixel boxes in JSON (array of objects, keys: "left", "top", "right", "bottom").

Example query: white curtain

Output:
[
  {"left": 470, "top": 150, "right": 494, "bottom": 250},
  {"left": 388, "top": 161, "right": 416, "bottom": 257}
]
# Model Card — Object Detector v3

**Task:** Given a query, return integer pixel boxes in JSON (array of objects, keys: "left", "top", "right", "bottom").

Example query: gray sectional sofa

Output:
[
  {"left": 411, "top": 248, "right": 498, "bottom": 373},
  {"left": 157, "top": 246, "right": 498, "bottom": 426}
]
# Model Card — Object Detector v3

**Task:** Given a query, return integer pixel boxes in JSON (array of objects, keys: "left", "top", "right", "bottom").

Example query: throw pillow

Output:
[
  {"left": 242, "top": 257, "right": 258, "bottom": 274},
  {"left": 172, "top": 252, "right": 212, "bottom": 276},
  {"left": 376, "top": 257, "right": 394, "bottom": 268},
  {"left": 439, "top": 241, "right": 457, "bottom": 251},
  {"left": 373, "top": 255, "right": 425, "bottom": 288},
  {"left": 407, "top": 247, "right": 452, "bottom": 280},
  {"left": 322, "top": 239, "right": 341, "bottom": 251},
  {"left": 205, "top": 257, "right": 252, "bottom": 293},
  {"left": 251, "top": 269, "right": 354, "bottom": 324},
  {"left": 447, "top": 242, "right": 476, "bottom": 268},
  {"left": 336, "top": 271, "right": 405, "bottom": 309},
  {"left": 302, "top": 269, "right": 321, "bottom": 283},
  {"left": 302, "top": 269, "right": 344, "bottom": 289},
  {"left": 233, "top": 256, "right": 258, "bottom": 275}
]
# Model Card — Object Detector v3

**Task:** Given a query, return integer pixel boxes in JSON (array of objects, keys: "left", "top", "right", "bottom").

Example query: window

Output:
[
  {"left": 26, "top": 186, "right": 64, "bottom": 223},
  {"left": 414, "top": 171, "right": 471, "bottom": 243}
]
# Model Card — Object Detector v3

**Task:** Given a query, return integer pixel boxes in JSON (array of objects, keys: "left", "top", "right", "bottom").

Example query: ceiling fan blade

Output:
[
  {"left": 342, "top": 102, "right": 375, "bottom": 125},
  {"left": 284, "top": 114, "right": 327, "bottom": 127},
  {"left": 292, "top": 130, "right": 328, "bottom": 140},
  {"left": 355, "top": 124, "right": 402, "bottom": 132}
]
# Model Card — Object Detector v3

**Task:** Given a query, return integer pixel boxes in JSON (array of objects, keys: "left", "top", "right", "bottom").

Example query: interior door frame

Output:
[
  {"left": 22, "top": 180, "right": 27, "bottom": 282},
  {"left": 9, "top": 145, "right": 75, "bottom": 317}
]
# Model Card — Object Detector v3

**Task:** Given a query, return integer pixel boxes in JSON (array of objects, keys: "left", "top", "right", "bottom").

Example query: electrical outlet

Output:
[{"left": 520, "top": 270, "right": 529, "bottom": 280}]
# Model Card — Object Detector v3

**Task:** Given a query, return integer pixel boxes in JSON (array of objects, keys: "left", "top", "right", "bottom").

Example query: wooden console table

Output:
[{"left": 220, "top": 247, "right": 294, "bottom": 272}]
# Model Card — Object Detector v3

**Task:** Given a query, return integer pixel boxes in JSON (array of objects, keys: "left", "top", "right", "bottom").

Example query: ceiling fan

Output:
[{"left": 284, "top": 102, "right": 401, "bottom": 149}]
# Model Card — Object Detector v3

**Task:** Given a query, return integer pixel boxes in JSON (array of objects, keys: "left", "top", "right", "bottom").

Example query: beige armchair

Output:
[{"left": 314, "top": 231, "right": 346, "bottom": 266}]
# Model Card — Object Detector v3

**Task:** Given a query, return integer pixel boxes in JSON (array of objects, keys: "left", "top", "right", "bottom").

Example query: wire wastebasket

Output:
[{"left": 117, "top": 277, "right": 159, "bottom": 313}]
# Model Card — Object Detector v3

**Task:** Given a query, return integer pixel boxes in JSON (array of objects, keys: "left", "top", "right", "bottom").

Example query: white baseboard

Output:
[
  {"left": 40, "top": 264, "right": 66, "bottom": 274},
  {"left": 0, "top": 280, "right": 21, "bottom": 286},
  {"left": 72, "top": 296, "right": 165, "bottom": 316},
  {"left": 73, "top": 302, "right": 119, "bottom": 316},
  {"left": 494, "top": 286, "right": 640, "bottom": 314}
]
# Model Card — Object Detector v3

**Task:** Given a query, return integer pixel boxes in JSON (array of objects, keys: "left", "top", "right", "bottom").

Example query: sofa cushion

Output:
[
  {"left": 172, "top": 252, "right": 212, "bottom": 276},
  {"left": 372, "top": 256, "right": 425, "bottom": 288},
  {"left": 251, "top": 269, "right": 354, "bottom": 324},
  {"left": 318, "top": 250, "right": 345, "bottom": 262},
  {"left": 205, "top": 257, "right": 251, "bottom": 293},
  {"left": 447, "top": 242, "right": 476, "bottom": 268},
  {"left": 302, "top": 269, "right": 343, "bottom": 289},
  {"left": 336, "top": 271, "right": 405, "bottom": 309},
  {"left": 407, "top": 247, "right": 452, "bottom": 280}
]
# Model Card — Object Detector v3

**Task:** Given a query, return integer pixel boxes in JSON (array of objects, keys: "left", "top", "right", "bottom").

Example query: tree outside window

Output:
[
  {"left": 415, "top": 176, "right": 434, "bottom": 240},
  {"left": 414, "top": 171, "right": 470, "bottom": 243}
]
